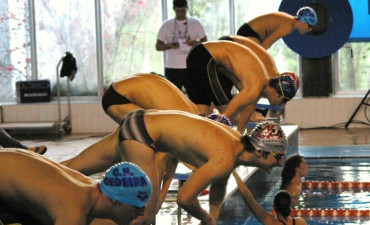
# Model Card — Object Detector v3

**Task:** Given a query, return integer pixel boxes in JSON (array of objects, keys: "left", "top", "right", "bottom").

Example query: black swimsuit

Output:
[
  {"left": 102, "top": 84, "right": 132, "bottom": 113},
  {"left": 236, "top": 23, "right": 262, "bottom": 42},
  {"left": 278, "top": 217, "right": 296, "bottom": 225}
]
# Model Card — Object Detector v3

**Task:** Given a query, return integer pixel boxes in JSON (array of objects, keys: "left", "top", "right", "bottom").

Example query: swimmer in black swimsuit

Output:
[
  {"left": 185, "top": 41, "right": 299, "bottom": 132},
  {"left": 236, "top": 7, "right": 317, "bottom": 49}
]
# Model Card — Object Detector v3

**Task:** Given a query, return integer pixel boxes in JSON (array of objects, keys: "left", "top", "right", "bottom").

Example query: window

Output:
[
  {"left": 35, "top": 0, "right": 98, "bottom": 96},
  {"left": 165, "top": 0, "right": 230, "bottom": 42},
  {"left": 102, "top": 0, "right": 163, "bottom": 85},
  {"left": 0, "top": 0, "right": 368, "bottom": 103},
  {"left": 0, "top": 0, "right": 30, "bottom": 101},
  {"left": 336, "top": 42, "right": 370, "bottom": 95}
]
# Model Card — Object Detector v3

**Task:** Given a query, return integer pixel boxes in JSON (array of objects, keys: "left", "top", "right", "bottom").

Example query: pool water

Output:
[{"left": 238, "top": 158, "right": 370, "bottom": 225}]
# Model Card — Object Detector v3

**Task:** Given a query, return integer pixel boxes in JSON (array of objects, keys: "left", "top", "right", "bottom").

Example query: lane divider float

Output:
[{"left": 302, "top": 181, "right": 370, "bottom": 190}]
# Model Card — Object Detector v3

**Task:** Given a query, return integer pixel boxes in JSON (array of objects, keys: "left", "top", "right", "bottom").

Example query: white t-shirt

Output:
[{"left": 157, "top": 16, "right": 207, "bottom": 69}]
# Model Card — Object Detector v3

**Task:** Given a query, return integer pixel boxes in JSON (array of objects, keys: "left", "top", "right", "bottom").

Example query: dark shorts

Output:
[
  {"left": 119, "top": 110, "right": 156, "bottom": 152},
  {"left": 102, "top": 84, "right": 131, "bottom": 113},
  {"left": 185, "top": 44, "right": 234, "bottom": 106},
  {"left": 236, "top": 23, "right": 262, "bottom": 42},
  {"left": 164, "top": 68, "right": 188, "bottom": 91},
  {"left": 218, "top": 35, "right": 234, "bottom": 41}
]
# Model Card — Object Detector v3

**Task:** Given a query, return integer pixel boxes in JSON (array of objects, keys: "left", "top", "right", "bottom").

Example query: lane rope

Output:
[
  {"left": 272, "top": 208, "right": 370, "bottom": 217},
  {"left": 302, "top": 181, "right": 370, "bottom": 190}
]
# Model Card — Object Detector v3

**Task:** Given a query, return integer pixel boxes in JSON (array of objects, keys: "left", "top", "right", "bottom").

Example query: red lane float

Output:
[
  {"left": 302, "top": 181, "right": 370, "bottom": 190},
  {"left": 271, "top": 208, "right": 370, "bottom": 217},
  {"left": 290, "top": 208, "right": 370, "bottom": 217}
]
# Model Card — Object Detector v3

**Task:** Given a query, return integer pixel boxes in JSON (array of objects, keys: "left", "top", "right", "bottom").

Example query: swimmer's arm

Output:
[
  {"left": 232, "top": 171, "right": 275, "bottom": 225},
  {"left": 209, "top": 175, "right": 229, "bottom": 221},
  {"left": 236, "top": 104, "right": 257, "bottom": 133},
  {"left": 178, "top": 160, "right": 231, "bottom": 224},
  {"left": 222, "top": 88, "right": 258, "bottom": 125},
  {"left": 261, "top": 26, "right": 292, "bottom": 49}
]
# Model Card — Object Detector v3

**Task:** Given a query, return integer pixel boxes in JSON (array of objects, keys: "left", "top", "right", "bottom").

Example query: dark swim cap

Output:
[{"left": 270, "top": 72, "right": 299, "bottom": 100}]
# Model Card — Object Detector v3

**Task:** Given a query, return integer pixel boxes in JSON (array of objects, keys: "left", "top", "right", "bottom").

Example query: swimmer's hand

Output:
[
  {"left": 199, "top": 215, "right": 215, "bottom": 225},
  {"left": 207, "top": 109, "right": 233, "bottom": 127},
  {"left": 249, "top": 112, "right": 266, "bottom": 122}
]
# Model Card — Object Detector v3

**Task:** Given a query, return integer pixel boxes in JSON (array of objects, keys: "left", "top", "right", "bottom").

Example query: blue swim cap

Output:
[
  {"left": 296, "top": 6, "right": 317, "bottom": 26},
  {"left": 270, "top": 72, "right": 299, "bottom": 100},
  {"left": 99, "top": 162, "right": 152, "bottom": 207}
]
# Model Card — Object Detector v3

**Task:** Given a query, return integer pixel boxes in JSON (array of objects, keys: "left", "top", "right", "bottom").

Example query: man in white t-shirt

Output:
[{"left": 156, "top": 0, "right": 207, "bottom": 92}]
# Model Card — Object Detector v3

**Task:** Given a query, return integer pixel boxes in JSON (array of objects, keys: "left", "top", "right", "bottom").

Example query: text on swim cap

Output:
[{"left": 104, "top": 167, "right": 149, "bottom": 188}]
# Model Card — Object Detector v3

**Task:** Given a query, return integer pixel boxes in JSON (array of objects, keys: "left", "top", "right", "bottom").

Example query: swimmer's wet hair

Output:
[
  {"left": 280, "top": 154, "right": 305, "bottom": 190},
  {"left": 240, "top": 135, "right": 256, "bottom": 152},
  {"left": 274, "top": 190, "right": 291, "bottom": 218}
]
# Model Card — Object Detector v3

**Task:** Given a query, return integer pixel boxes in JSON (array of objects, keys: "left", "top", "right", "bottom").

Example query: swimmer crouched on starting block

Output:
[
  {"left": 0, "top": 149, "right": 152, "bottom": 225},
  {"left": 63, "top": 109, "right": 287, "bottom": 225}
]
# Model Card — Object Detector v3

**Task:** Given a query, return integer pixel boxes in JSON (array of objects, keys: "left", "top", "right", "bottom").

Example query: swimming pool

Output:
[{"left": 218, "top": 157, "right": 370, "bottom": 225}]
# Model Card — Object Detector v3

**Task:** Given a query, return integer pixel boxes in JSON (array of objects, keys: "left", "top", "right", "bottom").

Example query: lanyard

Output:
[{"left": 172, "top": 18, "right": 188, "bottom": 43}]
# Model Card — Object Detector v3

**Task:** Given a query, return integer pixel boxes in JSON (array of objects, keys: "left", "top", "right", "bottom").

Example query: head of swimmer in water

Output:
[
  {"left": 240, "top": 121, "right": 287, "bottom": 173},
  {"left": 280, "top": 154, "right": 307, "bottom": 190}
]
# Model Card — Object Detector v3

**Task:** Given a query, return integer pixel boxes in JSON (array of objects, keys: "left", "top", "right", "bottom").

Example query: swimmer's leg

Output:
[
  {"left": 119, "top": 140, "right": 158, "bottom": 225},
  {"left": 61, "top": 128, "right": 121, "bottom": 175}
]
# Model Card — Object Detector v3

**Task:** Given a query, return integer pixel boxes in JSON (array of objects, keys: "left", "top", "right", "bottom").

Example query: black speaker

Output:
[{"left": 16, "top": 80, "right": 51, "bottom": 103}]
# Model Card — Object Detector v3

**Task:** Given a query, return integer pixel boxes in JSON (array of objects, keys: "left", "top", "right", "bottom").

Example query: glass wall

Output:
[
  {"left": 102, "top": 0, "right": 163, "bottom": 85},
  {"left": 35, "top": 0, "right": 98, "bottom": 96},
  {"left": 0, "top": 0, "right": 368, "bottom": 102},
  {"left": 0, "top": 0, "right": 30, "bottom": 101},
  {"left": 165, "top": 0, "right": 230, "bottom": 42},
  {"left": 336, "top": 42, "right": 370, "bottom": 95}
]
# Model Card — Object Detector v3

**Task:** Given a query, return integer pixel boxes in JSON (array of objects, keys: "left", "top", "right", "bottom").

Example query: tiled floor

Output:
[{"left": 8, "top": 127, "right": 370, "bottom": 225}]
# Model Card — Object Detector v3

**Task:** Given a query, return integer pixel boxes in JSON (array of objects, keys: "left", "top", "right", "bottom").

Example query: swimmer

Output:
[
  {"left": 185, "top": 40, "right": 299, "bottom": 132},
  {"left": 233, "top": 171, "right": 307, "bottom": 225},
  {"left": 0, "top": 149, "right": 152, "bottom": 225},
  {"left": 237, "top": 6, "right": 317, "bottom": 49},
  {"left": 64, "top": 72, "right": 200, "bottom": 224},
  {"left": 102, "top": 73, "right": 199, "bottom": 123},
  {"left": 64, "top": 109, "right": 287, "bottom": 225},
  {"left": 217, "top": 35, "right": 299, "bottom": 123},
  {"left": 280, "top": 154, "right": 308, "bottom": 200}
]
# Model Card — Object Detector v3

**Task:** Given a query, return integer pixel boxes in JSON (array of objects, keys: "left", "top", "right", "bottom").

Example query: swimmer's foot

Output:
[{"left": 28, "top": 145, "right": 47, "bottom": 155}]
